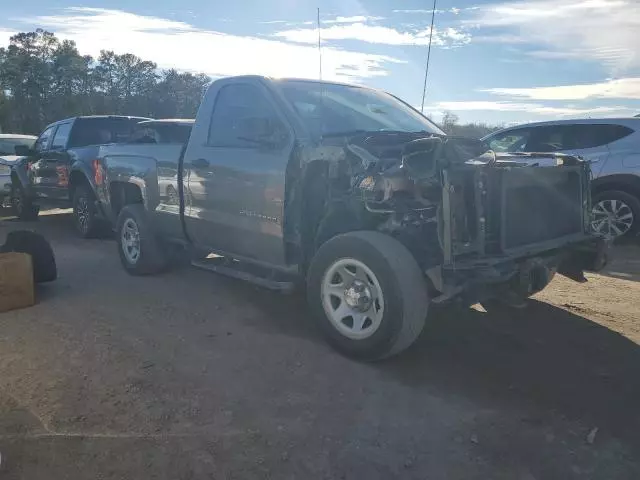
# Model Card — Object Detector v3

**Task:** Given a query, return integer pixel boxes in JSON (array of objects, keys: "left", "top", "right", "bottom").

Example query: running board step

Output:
[{"left": 191, "top": 256, "right": 296, "bottom": 293}]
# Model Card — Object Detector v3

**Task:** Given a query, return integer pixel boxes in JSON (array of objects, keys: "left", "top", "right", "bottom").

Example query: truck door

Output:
[
  {"left": 29, "top": 125, "right": 57, "bottom": 200},
  {"left": 184, "top": 80, "right": 293, "bottom": 267},
  {"left": 40, "top": 122, "right": 73, "bottom": 202}
]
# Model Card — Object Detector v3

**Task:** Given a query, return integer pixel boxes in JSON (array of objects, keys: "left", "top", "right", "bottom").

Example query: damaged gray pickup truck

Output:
[{"left": 96, "top": 76, "right": 609, "bottom": 360}]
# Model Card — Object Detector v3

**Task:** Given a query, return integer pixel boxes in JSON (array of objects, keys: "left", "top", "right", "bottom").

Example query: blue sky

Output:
[{"left": 1, "top": 0, "right": 639, "bottom": 125}]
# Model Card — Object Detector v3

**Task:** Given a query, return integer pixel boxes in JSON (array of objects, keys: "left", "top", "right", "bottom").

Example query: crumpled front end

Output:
[{"left": 302, "top": 132, "right": 608, "bottom": 305}]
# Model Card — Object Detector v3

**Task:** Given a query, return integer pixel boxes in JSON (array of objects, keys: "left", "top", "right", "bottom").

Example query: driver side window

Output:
[
  {"left": 34, "top": 126, "right": 55, "bottom": 152},
  {"left": 208, "top": 84, "right": 285, "bottom": 148}
]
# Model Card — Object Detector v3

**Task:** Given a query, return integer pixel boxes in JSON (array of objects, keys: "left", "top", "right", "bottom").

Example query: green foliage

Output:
[
  {"left": 438, "top": 110, "right": 502, "bottom": 139},
  {"left": 0, "top": 29, "right": 211, "bottom": 134}
]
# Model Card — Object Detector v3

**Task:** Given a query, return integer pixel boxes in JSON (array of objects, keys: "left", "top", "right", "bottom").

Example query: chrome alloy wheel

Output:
[
  {"left": 321, "top": 258, "right": 384, "bottom": 340},
  {"left": 121, "top": 217, "right": 141, "bottom": 264},
  {"left": 76, "top": 195, "right": 90, "bottom": 233},
  {"left": 592, "top": 199, "right": 634, "bottom": 238}
]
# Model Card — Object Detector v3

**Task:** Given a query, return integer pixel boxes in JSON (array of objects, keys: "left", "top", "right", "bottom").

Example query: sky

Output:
[{"left": 1, "top": 0, "right": 639, "bottom": 125}]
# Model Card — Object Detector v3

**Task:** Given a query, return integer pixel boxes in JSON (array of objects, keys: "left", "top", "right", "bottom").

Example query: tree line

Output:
[
  {"left": 438, "top": 111, "right": 501, "bottom": 139},
  {"left": 0, "top": 29, "right": 211, "bottom": 134},
  {"left": 0, "top": 29, "right": 502, "bottom": 138}
]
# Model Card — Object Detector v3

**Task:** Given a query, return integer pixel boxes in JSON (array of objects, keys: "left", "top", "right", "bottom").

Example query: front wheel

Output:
[
  {"left": 307, "top": 231, "right": 429, "bottom": 361},
  {"left": 591, "top": 190, "right": 640, "bottom": 239},
  {"left": 116, "top": 204, "right": 168, "bottom": 275}
]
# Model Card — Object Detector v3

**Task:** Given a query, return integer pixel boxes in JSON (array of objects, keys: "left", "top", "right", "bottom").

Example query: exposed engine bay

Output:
[{"left": 308, "top": 131, "right": 605, "bottom": 302}]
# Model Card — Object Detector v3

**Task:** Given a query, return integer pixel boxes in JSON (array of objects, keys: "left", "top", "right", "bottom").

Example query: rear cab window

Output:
[
  {"left": 130, "top": 122, "right": 193, "bottom": 144},
  {"left": 67, "top": 117, "right": 148, "bottom": 148}
]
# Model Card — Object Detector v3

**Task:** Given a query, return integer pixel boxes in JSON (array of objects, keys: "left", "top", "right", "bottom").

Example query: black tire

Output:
[
  {"left": 11, "top": 184, "right": 39, "bottom": 221},
  {"left": 592, "top": 190, "right": 640, "bottom": 238},
  {"left": 116, "top": 204, "right": 167, "bottom": 275},
  {"left": 73, "top": 185, "right": 103, "bottom": 238},
  {"left": 307, "top": 231, "right": 429, "bottom": 361},
  {"left": 0, "top": 230, "right": 57, "bottom": 283}
]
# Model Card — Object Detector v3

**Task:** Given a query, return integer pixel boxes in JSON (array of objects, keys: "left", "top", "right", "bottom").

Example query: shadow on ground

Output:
[
  {"left": 599, "top": 243, "right": 640, "bottom": 282},
  {"left": 378, "top": 300, "right": 640, "bottom": 449},
  {"left": 4, "top": 210, "right": 639, "bottom": 453}
]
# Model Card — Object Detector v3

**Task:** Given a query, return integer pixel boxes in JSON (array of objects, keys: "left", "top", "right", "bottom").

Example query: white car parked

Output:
[
  {"left": 483, "top": 118, "right": 640, "bottom": 238},
  {"left": 0, "top": 134, "right": 37, "bottom": 208}
]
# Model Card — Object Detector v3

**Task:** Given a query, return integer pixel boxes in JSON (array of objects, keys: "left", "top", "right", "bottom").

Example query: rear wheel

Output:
[
  {"left": 116, "top": 204, "right": 168, "bottom": 275},
  {"left": 73, "top": 185, "right": 103, "bottom": 238},
  {"left": 591, "top": 190, "right": 640, "bottom": 238},
  {"left": 11, "top": 184, "right": 39, "bottom": 221},
  {"left": 307, "top": 231, "right": 429, "bottom": 361}
]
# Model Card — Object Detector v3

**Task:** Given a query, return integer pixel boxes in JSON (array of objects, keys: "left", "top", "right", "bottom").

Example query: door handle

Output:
[{"left": 192, "top": 158, "right": 210, "bottom": 169}]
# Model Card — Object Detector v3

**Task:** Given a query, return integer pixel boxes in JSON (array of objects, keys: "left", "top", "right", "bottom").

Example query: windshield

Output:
[
  {"left": 278, "top": 81, "right": 444, "bottom": 137},
  {"left": 0, "top": 137, "right": 36, "bottom": 156}
]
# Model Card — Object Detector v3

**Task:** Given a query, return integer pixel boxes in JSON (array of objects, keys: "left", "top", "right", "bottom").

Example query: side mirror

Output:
[{"left": 14, "top": 145, "right": 33, "bottom": 156}]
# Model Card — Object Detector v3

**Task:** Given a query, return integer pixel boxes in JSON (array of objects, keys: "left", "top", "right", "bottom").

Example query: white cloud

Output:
[
  {"left": 323, "top": 15, "right": 384, "bottom": 24},
  {"left": 467, "top": 0, "right": 640, "bottom": 72},
  {"left": 12, "top": 8, "right": 402, "bottom": 81},
  {"left": 0, "top": 28, "right": 16, "bottom": 46},
  {"left": 274, "top": 23, "right": 470, "bottom": 47},
  {"left": 392, "top": 7, "right": 472, "bottom": 14},
  {"left": 483, "top": 78, "right": 640, "bottom": 101},
  {"left": 392, "top": 9, "right": 445, "bottom": 14},
  {"left": 434, "top": 101, "right": 634, "bottom": 117}
]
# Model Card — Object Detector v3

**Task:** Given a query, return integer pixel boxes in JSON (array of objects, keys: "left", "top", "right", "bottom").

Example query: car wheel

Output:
[
  {"left": 73, "top": 185, "right": 103, "bottom": 238},
  {"left": 307, "top": 231, "right": 429, "bottom": 361},
  {"left": 116, "top": 204, "right": 168, "bottom": 275},
  {"left": 11, "top": 184, "right": 39, "bottom": 221},
  {"left": 591, "top": 190, "right": 640, "bottom": 239}
]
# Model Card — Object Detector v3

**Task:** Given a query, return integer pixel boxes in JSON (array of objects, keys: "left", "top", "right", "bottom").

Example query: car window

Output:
[
  {"left": 34, "top": 126, "right": 55, "bottom": 152},
  {"left": 51, "top": 122, "right": 72, "bottom": 149},
  {"left": 487, "top": 128, "right": 531, "bottom": 152},
  {"left": 208, "top": 84, "right": 284, "bottom": 148},
  {"left": 68, "top": 118, "right": 144, "bottom": 148},
  {"left": 131, "top": 123, "right": 193, "bottom": 144},
  {"left": 571, "top": 124, "right": 634, "bottom": 149},
  {"left": 525, "top": 125, "right": 576, "bottom": 152},
  {"left": 0, "top": 137, "right": 36, "bottom": 155}
]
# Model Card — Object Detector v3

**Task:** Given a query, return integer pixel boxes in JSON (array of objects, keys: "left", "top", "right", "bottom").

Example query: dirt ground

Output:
[{"left": 0, "top": 210, "right": 639, "bottom": 479}]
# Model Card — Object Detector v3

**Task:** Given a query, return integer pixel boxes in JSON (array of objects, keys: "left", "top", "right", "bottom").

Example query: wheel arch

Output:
[
  {"left": 109, "top": 180, "right": 145, "bottom": 219},
  {"left": 69, "top": 169, "right": 92, "bottom": 201},
  {"left": 592, "top": 174, "right": 640, "bottom": 199},
  {"left": 296, "top": 159, "right": 368, "bottom": 271}
]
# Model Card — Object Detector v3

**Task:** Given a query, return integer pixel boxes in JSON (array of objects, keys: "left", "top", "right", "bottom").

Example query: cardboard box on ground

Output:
[{"left": 0, "top": 253, "right": 35, "bottom": 313}]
